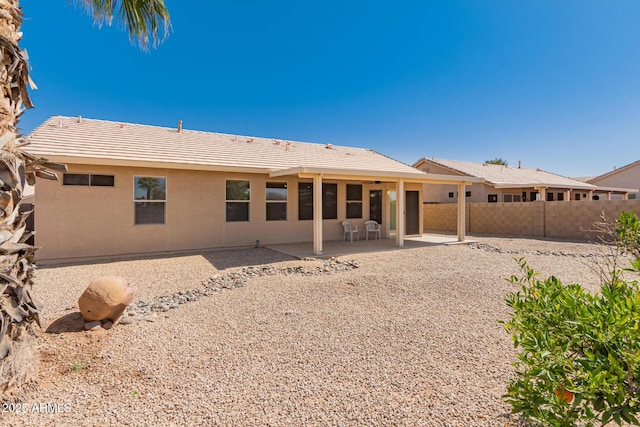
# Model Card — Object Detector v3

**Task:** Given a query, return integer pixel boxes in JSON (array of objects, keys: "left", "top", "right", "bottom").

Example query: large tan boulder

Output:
[{"left": 78, "top": 276, "right": 137, "bottom": 322}]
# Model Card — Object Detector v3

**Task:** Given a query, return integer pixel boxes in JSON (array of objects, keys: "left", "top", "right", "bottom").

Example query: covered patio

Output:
[{"left": 269, "top": 166, "right": 480, "bottom": 256}]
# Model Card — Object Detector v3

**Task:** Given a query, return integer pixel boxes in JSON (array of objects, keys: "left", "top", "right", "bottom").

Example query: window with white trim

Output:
[
  {"left": 134, "top": 176, "right": 166, "bottom": 225},
  {"left": 226, "top": 180, "right": 250, "bottom": 222},
  {"left": 266, "top": 182, "right": 287, "bottom": 221}
]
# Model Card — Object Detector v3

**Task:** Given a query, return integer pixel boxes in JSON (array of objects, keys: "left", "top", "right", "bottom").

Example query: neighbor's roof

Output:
[
  {"left": 414, "top": 157, "right": 596, "bottom": 188},
  {"left": 588, "top": 160, "right": 640, "bottom": 183},
  {"left": 25, "top": 116, "right": 478, "bottom": 184},
  {"left": 414, "top": 157, "right": 603, "bottom": 190}
]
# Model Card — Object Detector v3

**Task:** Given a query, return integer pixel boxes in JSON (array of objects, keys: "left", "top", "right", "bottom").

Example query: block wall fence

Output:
[{"left": 424, "top": 200, "right": 640, "bottom": 241}]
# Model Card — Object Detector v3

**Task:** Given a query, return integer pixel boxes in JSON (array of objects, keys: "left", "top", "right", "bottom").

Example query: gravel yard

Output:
[{"left": 3, "top": 237, "right": 618, "bottom": 426}]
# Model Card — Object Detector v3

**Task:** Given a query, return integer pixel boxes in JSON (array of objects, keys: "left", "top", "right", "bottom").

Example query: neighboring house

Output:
[
  {"left": 413, "top": 158, "right": 636, "bottom": 204},
  {"left": 588, "top": 160, "right": 640, "bottom": 200},
  {"left": 26, "top": 116, "right": 479, "bottom": 262}
]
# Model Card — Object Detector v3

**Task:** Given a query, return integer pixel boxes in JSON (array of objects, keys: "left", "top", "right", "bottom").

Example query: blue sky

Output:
[{"left": 19, "top": 1, "right": 640, "bottom": 177}]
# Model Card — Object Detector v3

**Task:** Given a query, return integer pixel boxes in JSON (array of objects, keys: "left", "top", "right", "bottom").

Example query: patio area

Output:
[{"left": 266, "top": 232, "right": 472, "bottom": 259}]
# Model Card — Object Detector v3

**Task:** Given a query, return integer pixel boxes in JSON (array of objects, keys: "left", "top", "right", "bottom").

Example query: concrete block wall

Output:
[
  {"left": 423, "top": 204, "right": 458, "bottom": 231},
  {"left": 469, "top": 202, "right": 544, "bottom": 236},
  {"left": 544, "top": 200, "right": 640, "bottom": 241},
  {"left": 424, "top": 200, "right": 640, "bottom": 241}
]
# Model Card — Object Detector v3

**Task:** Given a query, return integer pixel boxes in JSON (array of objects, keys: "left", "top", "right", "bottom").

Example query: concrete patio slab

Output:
[{"left": 266, "top": 233, "right": 474, "bottom": 259}]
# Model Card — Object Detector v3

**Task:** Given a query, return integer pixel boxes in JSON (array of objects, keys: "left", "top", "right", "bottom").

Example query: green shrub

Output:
[{"left": 503, "top": 211, "right": 640, "bottom": 426}]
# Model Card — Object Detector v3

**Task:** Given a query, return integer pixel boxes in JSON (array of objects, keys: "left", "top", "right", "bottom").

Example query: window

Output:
[
  {"left": 63, "top": 173, "right": 89, "bottom": 186},
  {"left": 322, "top": 183, "right": 337, "bottom": 220},
  {"left": 522, "top": 192, "right": 527, "bottom": 202},
  {"left": 448, "top": 192, "right": 454, "bottom": 198},
  {"left": 575, "top": 193, "right": 581, "bottom": 201},
  {"left": 488, "top": 194, "right": 498, "bottom": 203},
  {"left": 504, "top": 195, "right": 513, "bottom": 202},
  {"left": 513, "top": 195, "right": 521, "bottom": 202},
  {"left": 530, "top": 192, "right": 538, "bottom": 202},
  {"left": 297, "top": 183, "right": 338, "bottom": 220},
  {"left": 91, "top": 174, "right": 115, "bottom": 186},
  {"left": 346, "top": 184, "right": 362, "bottom": 219},
  {"left": 63, "top": 173, "right": 115, "bottom": 187},
  {"left": 266, "top": 182, "right": 287, "bottom": 221},
  {"left": 226, "top": 180, "right": 250, "bottom": 222},
  {"left": 134, "top": 176, "right": 166, "bottom": 225},
  {"left": 547, "top": 192, "right": 554, "bottom": 202},
  {"left": 298, "top": 183, "right": 313, "bottom": 220},
  {"left": 557, "top": 192, "right": 564, "bottom": 201},
  {"left": 466, "top": 191, "right": 471, "bottom": 197}
]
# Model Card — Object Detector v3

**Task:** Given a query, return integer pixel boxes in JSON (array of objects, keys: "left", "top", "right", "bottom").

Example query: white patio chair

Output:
[
  {"left": 364, "top": 220, "right": 381, "bottom": 240},
  {"left": 341, "top": 221, "right": 359, "bottom": 242}
]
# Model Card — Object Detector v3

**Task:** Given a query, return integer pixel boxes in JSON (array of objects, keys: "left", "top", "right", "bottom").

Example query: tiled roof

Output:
[
  {"left": 415, "top": 158, "right": 597, "bottom": 189},
  {"left": 25, "top": 116, "right": 420, "bottom": 175},
  {"left": 572, "top": 176, "right": 597, "bottom": 183}
]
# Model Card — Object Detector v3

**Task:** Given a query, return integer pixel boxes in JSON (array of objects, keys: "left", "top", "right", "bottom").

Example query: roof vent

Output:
[{"left": 177, "top": 120, "right": 183, "bottom": 133}]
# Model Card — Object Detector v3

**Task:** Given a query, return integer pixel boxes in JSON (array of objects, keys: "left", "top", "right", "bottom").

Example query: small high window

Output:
[
  {"left": 91, "top": 174, "right": 115, "bottom": 186},
  {"left": 226, "top": 180, "right": 250, "bottom": 222},
  {"left": 63, "top": 173, "right": 114, "bottom": 187}
]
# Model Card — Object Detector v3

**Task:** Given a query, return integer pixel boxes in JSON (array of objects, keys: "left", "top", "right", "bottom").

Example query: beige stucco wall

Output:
[
  {"left": 424, "top": 200, "right": 640, "bottom": 240},
  {"left": 34, "top": 164, "right": 422, "bottom": 261}
]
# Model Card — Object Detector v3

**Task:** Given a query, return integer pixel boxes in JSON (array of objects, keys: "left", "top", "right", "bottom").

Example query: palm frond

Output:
[{"left": 74, "top": 0, "right": 171, "bottom": 50}]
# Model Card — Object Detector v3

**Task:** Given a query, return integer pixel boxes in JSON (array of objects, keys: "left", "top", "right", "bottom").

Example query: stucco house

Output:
[
  {"left": 588, "top": 160, "right": 640, "bottom": 200},
  {"left": 413, "top": 158, "right": 636, "bottom": 204},
  {"left": 25, "top": 116, "right": 479, "bottom": 262}
]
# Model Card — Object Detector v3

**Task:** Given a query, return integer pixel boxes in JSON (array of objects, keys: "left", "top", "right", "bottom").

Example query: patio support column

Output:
[
  {"left": 313, "top": 174, "right": 323, "bottom": 255},
  {"left": 536, "top": 187, "right": 546, "bottom": 201},
  {"left": 588, "top": 190, "right": 594, "bottom": 201},
  {"left": 457, "top": 182, "right": 466, "bottom": 241},
  {"left": 606, "top": 192, "right": 612, "bottom": 201},
  {"left": 623, "top": 192, "right": 629, "bottom": 200},
  {"left": 565, "top": 189, "right": 571, "bottom": 201},
  {"left": 396, "top": 179, "right": 405, "bottom": 247}
]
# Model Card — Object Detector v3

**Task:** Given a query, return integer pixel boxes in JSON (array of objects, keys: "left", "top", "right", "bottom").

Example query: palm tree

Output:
[
  {"left": 485, "top": 157, "right": 508, "bottom": 166},
  {"left": 136, "top": 177, "right": 163, "bottom": 200},
  {"left": 0, "top": 0, "right": 170, "bottom": 401}
]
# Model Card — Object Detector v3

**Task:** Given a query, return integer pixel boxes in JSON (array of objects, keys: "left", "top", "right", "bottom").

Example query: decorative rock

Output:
[
  {"left": 84, "top": 320, "right": 102, "bottom": 331},
  {"left": 119, "top": 316, "right": 134, "bottom": 325},
  {"left": 125, "top": 258, "right": 361, "bottom": 319},
  {"left": 78, "top": 276, "right": 137, "bottom": 322},
  {"left": 101, "top": 320, "right": 114, "bottom": 330}
]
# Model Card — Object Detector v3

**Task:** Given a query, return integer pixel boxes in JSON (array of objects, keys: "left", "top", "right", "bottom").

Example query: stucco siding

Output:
[
  {"left": 34, "top": 165, "right": 420, "bottom": 261},
  {"left": 590, "top": 164, "right": 640, "bottom": 199}
]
